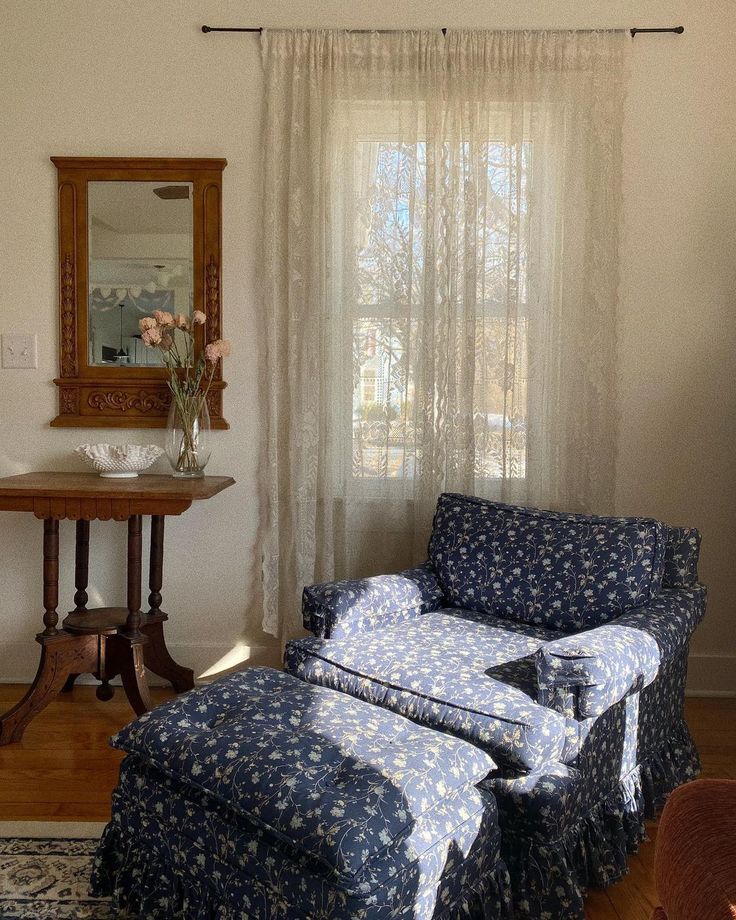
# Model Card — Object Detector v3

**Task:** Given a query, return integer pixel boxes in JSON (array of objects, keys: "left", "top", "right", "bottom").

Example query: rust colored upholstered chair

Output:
[{"left": 653, "top": 778, "right": 736, "bottom": 919}]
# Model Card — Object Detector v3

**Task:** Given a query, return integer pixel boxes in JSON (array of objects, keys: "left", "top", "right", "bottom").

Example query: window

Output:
[{"left": 345, "top": 132, "right": 530, "bottom": 483}]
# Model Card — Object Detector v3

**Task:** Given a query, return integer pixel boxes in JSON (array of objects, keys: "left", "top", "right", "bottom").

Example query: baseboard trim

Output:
[
  {"left": 0, "top": 821, "right": 106, "bottom": 838},
  {"left": 686, "top": 653, "right": 736, "bottom": 697},
  {"left": 0, "top": 643, "right": 733, "bottom": 695},
  {"left": 685, "top": 689, "right": 736, "bottom": 698},
  {"left": 0, "top": 641, "right": 282, "bottom": 686}
]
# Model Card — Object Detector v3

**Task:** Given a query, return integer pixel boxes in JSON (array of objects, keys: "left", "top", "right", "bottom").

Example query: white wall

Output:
[{"left": 1, "top": 0, "right": 734, "bottom": 692}]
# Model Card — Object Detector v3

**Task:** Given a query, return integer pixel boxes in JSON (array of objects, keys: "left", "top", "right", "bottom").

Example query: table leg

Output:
[
  {"left": 0, "top": 633, "right": 99, "bottom": 744},
  {"left": 148, "top": 514, "right": 164, "bottom": 614},
  {"left": 0, "top": 517, "right": 99, "bottom": 744},
  {"left": 103, "top": 513, "right": 153, "bottom": 716},
  {"left": 125, "top": 515, "right": 142, "bottom": 636},
  {"left": 63, "top": 519, "right": 91, "bottom": 693},
  {"left": 106, "top": 633, "right": 151, "bottom": 716},
  {"left": 73, "top": 519, "right": 90, "bottom": 612},
  {"left": 141, "top": 514, "right": 195, "bottom": 693},
  {"left": 42, "top": 518, "right": 59, "bottom": 636}
]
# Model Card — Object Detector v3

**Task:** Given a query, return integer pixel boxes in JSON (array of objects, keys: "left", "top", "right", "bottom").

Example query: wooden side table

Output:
[{"left": 0, "top": 472, "right": 235, "bottom": 745}]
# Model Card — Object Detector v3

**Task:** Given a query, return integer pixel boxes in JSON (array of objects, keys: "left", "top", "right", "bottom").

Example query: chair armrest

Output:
[
  {"left": 302, "top": 562, "right": 445, "bottom": 638},
  {"left": 536, "top": 586, "right": 707, "bottom": 719}
]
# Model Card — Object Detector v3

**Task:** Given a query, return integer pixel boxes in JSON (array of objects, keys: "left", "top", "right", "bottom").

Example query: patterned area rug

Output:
[{"left": 0, "top": 823, "right": 113, "bottom": 919}]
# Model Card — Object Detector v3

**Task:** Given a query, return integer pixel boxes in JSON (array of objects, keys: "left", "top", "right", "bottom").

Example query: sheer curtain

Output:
[{"left": 261, "top": 29, "right": 627, "bottom": 638}]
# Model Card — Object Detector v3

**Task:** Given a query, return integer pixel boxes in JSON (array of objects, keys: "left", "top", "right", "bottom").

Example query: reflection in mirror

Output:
[{"left": 88, "top": 181, "right": 193, "bottom": 367}]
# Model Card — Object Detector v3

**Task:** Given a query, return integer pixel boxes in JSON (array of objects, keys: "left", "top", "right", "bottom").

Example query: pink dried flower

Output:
[
  {"left": 153, "top": 310, "right": 175, "bottom": 327},
  {"left": 175, "top": 313, "right": 190, "bottom": 330},
  {"left": 139, "top": 316, "right": 157, "bottom": 332},
  {"left": 192, "top": 310, "right": 206, "bottom": 326},
  {"left": 204, "top": 339, "right": 231, "bottom": 363},
  {"left": 141, "top": 326, "right": 163, "bottom": 346}
]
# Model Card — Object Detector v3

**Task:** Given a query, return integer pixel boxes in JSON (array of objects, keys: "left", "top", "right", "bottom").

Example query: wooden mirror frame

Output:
[{"left": 50, "top": 157, "right": 228, "bottom": 429}]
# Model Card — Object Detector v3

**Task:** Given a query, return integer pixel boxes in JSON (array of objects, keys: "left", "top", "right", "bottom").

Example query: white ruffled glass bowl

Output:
[{"left": 74, "top": 444, "right": 164, "bottom": 478}]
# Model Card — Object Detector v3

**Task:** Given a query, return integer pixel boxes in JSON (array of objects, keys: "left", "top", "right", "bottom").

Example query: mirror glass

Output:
[{"left": 87, "top": 181, "right": 193, "bottom": 367}]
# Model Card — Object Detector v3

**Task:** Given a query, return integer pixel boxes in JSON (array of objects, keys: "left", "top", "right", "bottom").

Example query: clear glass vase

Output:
[{"left": 166, "top": 395, "right": 211, "bottom": 478}]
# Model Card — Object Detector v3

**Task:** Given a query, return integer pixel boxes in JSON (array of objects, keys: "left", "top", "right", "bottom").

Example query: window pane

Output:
[
  {"left": 349, "top": 136, "right": 530, "bottom": 482},
  {"left": 352, "top": 318, "right": 417, "bottom": 479}
]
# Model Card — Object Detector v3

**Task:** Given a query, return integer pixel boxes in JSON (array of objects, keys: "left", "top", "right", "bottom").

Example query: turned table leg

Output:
[
  {"left": 42, "top": 518, "right": 59, "bottom": 636},
  {"left": 148, "top": 514, "right": 164, "bottom": 615},
  {"left": 125, "top": 515, "right": 143, "bottom": 636},
  {"left": 106, "top": 514, "right": 152, "bottom": 715},
  {"left": 63, "top": 519, "right": 91, "bottom": 693},
  {"left": 73, "top": 519, "right": 90, "bottom": 612},
  {"left": 141, "top": 515, "right": 195, "bottom": 693}
]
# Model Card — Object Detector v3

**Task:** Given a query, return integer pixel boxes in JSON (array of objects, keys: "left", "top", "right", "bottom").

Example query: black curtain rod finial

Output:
[
  {"left": 630, "top": 25, "right": 684, "bottom": 36},
  {"left": 202, "top": 24, "right": 262, "bottom": 33}
]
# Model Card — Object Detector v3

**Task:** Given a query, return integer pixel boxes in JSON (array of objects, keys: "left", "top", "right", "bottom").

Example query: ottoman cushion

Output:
[
  {"left": 110, "top": 667, "right": 497, "bottom": 891},
  {"left": 93, "top": 756, "right": 509, "bottom": 919}
]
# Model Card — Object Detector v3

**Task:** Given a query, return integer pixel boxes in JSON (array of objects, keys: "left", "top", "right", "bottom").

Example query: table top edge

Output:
[{"left": 0, "top": 473, "right": 236, "bottom": 501}]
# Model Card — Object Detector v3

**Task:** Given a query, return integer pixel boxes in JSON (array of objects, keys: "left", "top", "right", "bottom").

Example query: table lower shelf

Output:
[{"left": 63, "top": 607, "right": 167, "bottom": 634}]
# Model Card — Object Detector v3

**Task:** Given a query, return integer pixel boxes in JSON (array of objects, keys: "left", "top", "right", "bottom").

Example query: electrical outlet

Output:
[{"left": 1, "top": 334, "right": 38, "bottom": 369}]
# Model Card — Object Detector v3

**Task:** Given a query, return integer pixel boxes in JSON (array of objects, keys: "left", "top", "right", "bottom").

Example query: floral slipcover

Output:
[
  {"left": 286, "top": 610, "right": 573, "bottom": 771},
  {"left": 489, "top": 651, "right": 700, "bottom": 918},
  {"left": 288, "top": 492, "right": 706, "bottom": 919},
  {"left": 303, "top": 563, "right": 445, "bottom": 639},
  {"left": 536, "top": 586, "right": 706, "bottom": 719},
  {"left": 92, "top": 668, "right": 513, "bottom": 919},
  {"left": 662, "top": 526, "right": 701, "bottom": 588},
  {"left": 427, "top": 494, "right": 667, "bottom": 631}
]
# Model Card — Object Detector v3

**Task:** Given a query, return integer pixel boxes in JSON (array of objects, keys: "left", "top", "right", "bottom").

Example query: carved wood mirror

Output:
[{"left": 51, "top": 157, "right": 228, "bottom": 428}]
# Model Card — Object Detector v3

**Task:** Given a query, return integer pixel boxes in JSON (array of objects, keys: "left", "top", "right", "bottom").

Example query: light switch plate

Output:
[{"left": 1, "top": 334, "right": 38, "bottom": 369}]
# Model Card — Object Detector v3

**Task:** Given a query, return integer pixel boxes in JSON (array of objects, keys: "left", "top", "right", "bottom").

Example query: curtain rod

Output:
[{"left": 201, "top": 25, "right": 684, "bottom": 38}]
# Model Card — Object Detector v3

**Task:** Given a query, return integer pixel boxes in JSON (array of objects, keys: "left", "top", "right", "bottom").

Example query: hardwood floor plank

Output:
[
  {"left": 0, "top": 684, "right": 172, "bottom": 822},
  {"left": 0, "top": 795, "right": 117, "bottom": 819},
  {"left": 604, "top": 842, "right": 659, "bottom": 920},
  {"left": 584, "top": 890, "right": 621, "bottom": 919}
]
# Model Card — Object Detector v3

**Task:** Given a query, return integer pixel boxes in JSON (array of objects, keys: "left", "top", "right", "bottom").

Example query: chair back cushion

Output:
[
  {"left": 428, "top": 493, "right": 666, "bottom": 630},
  {"left": 663, "top": 526, "right": 701, "bottom": 588}
]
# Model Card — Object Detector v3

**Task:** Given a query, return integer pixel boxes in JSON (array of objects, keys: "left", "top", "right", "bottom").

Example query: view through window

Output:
[{"left": 349, "top": 137, "right": 530, "bottom": 482}]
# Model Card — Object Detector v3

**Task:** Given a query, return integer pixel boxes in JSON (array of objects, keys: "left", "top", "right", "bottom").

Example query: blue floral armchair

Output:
[{"left": 286, "top": 493, "right": 706, "bottom": 919}]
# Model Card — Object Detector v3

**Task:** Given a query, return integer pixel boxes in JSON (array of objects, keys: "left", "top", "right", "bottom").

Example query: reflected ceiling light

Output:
[
  {"left": 145, "top": 281, "right": 157, "bottom": 294},
  {"left": 116, "top": 288, "right": 127, "bottom": 300},
  {"left": 153, "top": 185, "right": 190, "bottom": 200},
  {"left": 154, "top": 264, "right": 170, "bottom": 288},
  {"left": 129, "top": 286, "right": 142, "bottom": 298},
  {"left": 100, "top": 286, "right": 111, "bottom": 298}
]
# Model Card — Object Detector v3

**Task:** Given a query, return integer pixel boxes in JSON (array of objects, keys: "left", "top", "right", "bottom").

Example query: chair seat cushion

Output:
[
  {"left": 110, "top": 667, "right": 495, "bottom": 889},
  {"left": 286, "top": 610, "right": 576, "bottom": 771},
  {"left": 428, "top": 493, "right": 666, "bottom": 630}
]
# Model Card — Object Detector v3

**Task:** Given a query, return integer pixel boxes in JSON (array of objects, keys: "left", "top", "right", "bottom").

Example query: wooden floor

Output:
[{"left": 0, "top": 686, "right": 733, "bottom": 919}]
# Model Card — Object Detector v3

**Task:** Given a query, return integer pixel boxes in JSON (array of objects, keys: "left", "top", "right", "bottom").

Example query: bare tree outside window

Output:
[{"left": 350, "top": 139, "right": 530, "bottom": 482}]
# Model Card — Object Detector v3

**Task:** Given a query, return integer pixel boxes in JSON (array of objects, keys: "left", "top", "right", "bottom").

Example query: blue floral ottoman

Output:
[{"left": 91, "top": 668, "right": 512, "bottom": 919}]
